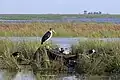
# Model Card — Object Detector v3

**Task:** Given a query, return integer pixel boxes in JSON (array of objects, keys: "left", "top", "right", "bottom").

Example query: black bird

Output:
[
  {"left": 11, "top": 52, "right": 20, "bottom": 57},
  {"left": 59, "top": 48, "right": 64, "bottom": 53},
  {"left": 88, "top": 49, "right": 96, "bottom": 54},
  {"left": 41, "top": 28, "right": 55, "bottom": 44}
]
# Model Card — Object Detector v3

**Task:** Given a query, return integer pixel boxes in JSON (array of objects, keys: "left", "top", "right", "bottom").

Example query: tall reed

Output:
[
  {"left": 0, "top": 40, "right": 58, "bottom": 70},
  {"left": 71, "top": 40, "right": 120, "bottom": 75},
  {"left": 0, "top": 22, "right": 120, "bottom": 37}
]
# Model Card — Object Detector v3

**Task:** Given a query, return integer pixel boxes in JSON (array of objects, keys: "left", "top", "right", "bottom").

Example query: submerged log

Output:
[
  {"left": 47, "top": 49, "right": 78, "bottom": 68},
  {"left": 47, "top": 49, "right": 78, "bottom": 61}
]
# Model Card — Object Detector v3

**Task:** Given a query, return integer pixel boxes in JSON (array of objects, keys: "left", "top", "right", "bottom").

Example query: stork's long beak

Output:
[{"left": 52, "top": 30, "right": 56, "bottom": 34}]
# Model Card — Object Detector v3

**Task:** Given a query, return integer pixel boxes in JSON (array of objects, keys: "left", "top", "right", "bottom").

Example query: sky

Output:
[{"left": 0, "top": 0, "right": 120, "bottom": 14}]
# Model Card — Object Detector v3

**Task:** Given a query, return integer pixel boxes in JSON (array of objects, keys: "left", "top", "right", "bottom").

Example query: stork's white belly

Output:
[{"left": 46, "top": 31, "right": 53, "bottom": 41}]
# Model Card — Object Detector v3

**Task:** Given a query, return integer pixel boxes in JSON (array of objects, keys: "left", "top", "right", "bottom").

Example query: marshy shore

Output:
[
  {"left": 0, "top": 40, "right": 120, "bottom": 75},
  {"left": 0, "top": 21, "right": 120, "bottom": 75}
]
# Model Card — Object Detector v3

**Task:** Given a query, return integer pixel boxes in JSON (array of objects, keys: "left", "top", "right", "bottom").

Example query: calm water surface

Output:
[
  {"left": 1, "top": 18, "right": 120, "bottom": 24},
  {"left": 0, "top": 37, "right": 84, "bottom": 48},
  {"left": 0, "top": 37, "right": 120, "bottom": 48},
  {"left": 0, "top": 69, "right": 120, "bottom": 80}
]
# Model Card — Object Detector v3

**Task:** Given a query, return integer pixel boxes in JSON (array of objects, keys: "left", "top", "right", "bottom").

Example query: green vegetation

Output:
[
  {"left": 71, "top": 40, "right": 120, "bottom": 75},
  {"left": 0, "top": 14, "right": 120, "bottom": 20},
  {"left": 0, "top": 40, "right": 39, "bottom": 69},
  {"left": 0, "top": 22, "right": 120, "bottom": 37},
  {"left": 1, "top": 39, "right": 120, "bottom": 75},
  {"left": 0, "top": 40, "right": 66, "bottom": 71}
]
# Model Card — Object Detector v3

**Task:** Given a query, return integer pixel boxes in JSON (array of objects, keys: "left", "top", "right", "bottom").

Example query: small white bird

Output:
[
  {"left": 58, "top": 48, "right": 70, "bottom": 54},
  {"left": 41, "top": 28, "right": 56, "bottom": 44},
  {"left": 88, "top": 49, "right": 96, "bottom": 54},
  {"left": 63, "top": 48, "right": 70, "bottom": 55}
]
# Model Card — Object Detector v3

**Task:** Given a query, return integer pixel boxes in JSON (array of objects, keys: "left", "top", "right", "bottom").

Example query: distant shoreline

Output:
[{"left": 1, "top": 14, "right": 120, "bottom": 20}]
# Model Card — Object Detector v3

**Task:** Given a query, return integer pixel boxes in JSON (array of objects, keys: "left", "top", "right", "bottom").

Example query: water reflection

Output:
[
  {"left": 34, "top": 71, "right": 78, "bottom": 80},
  {"left": 0, "top": 69, "right": 120, "bottom": 80},
  {"left": 13, "top": 70, "right": 35, "bottom": 80},
  {"left": 0, "top": 69, "right": 18, "bottom": 80}
]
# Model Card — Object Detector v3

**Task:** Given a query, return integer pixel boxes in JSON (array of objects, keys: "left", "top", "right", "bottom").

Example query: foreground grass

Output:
[
  {"left": 1, "top": 39, "right": 120, "bottom": 75},
  {"left": 0, "top": 22, "right": 120, "bottom": 37},
  {"left": 71, "top": 40, "right": 120, "bottom": 75},
  {"left": 0, "top": 40, "right": 64, "bottom": 70}
]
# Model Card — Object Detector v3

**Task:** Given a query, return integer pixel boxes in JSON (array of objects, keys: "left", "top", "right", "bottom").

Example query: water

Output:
[
  {"left": 1, "top": 18, "right": 120, "bottom": 24},
  {"left": 0, "top": 37, "right": 120, "bottom": 48},
  {"left": 0, "top": 69, "right": 120, "bottom": 80},
  {"left": 0, "top": 37, "right": 84, "bottom": 48}
]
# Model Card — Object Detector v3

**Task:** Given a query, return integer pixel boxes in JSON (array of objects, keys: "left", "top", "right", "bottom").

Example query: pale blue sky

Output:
[{"left": 1, "top": 0, "right": 120, "bottom": 14}]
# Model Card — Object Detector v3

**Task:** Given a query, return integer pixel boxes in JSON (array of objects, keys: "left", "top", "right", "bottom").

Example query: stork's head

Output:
[{"left": 49, "top": 28, "right": 56, "bottom": 33}]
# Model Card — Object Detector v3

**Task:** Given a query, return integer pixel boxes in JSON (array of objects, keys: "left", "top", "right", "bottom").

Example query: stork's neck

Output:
[{"left": 49, "top": 30, "right": 53, "bottom": 33}]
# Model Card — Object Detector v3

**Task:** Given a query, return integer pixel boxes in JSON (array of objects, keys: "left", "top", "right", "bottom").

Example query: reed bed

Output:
[
  {"left": 71, "top": 40, "right": 120, "bottom": 75},
  {"left": 1, "top": 39, "right": 120, "bottom": 75},
  {"left": 0, "top": 40, "right": 62, "bottom": 70},
  {"left": 0, "top": 22, "right": 120, "bottom": 37}
]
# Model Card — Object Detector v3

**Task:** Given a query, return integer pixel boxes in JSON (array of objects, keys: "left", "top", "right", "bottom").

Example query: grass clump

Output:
[
  {"left": 0, "top": 40, "right": 60, "bottom": 70},
  {"left": 71, "top": 40, "right": 120, "bottom": 75}
]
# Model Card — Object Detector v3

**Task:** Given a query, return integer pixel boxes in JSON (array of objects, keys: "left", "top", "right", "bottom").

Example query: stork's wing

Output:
[{"left": 41, "top": 31, "right": 51, "bottom": 43}]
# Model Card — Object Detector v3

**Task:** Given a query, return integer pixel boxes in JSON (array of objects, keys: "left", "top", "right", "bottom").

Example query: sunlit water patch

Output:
[{"left": 0, "top": 37, "right": 120, "bottom": 49}]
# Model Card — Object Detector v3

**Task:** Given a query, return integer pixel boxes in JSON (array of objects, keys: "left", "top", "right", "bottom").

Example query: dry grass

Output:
[{"left": 0, "top": 22, "right": 120, "bottom": 37}]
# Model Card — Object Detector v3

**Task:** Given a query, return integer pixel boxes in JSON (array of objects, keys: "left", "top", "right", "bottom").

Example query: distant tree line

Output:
[{"left": 84, "top": 10, "right": 102, "bottom": 14}]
